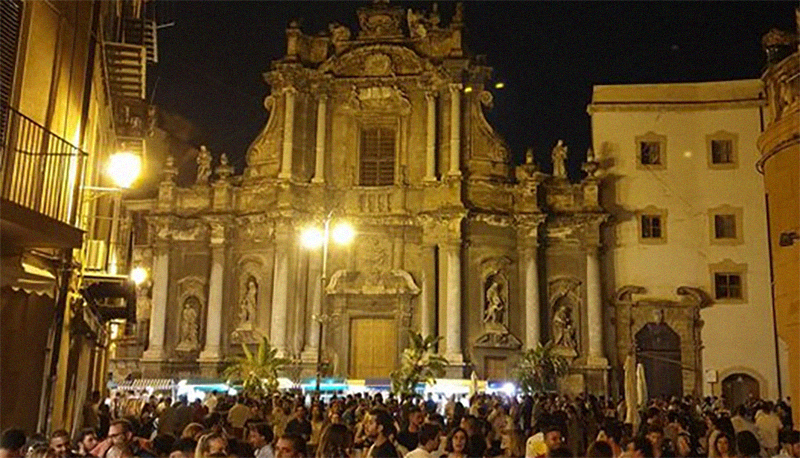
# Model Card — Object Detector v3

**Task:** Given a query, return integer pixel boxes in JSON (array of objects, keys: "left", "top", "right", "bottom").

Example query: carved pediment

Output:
[
  {"left": 345, "top": 85, "right": 411, "bottom": 114},
  {"left": 245, "top": 94, "right": 281, "bottom": 179},
  {"left": 321, "top": 45, "right": 426, "bottom": 77},
  {"left": 326, "top": 269, "right": 420, "bottom": 295}
]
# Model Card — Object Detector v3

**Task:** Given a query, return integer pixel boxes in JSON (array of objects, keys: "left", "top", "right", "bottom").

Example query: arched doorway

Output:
[
  {"left": 635, "top": 322, "right": 682, "bottom": 399},
  {"left": 722, "top": 373, "right": 760, "bottom": 410}
]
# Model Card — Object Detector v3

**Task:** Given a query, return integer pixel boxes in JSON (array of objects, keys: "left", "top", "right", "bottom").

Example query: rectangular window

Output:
[
  {"left": 640, "top": 141, "right": 662, "bottom": 165},
  {"left": 359, "top": 127, "right": 395, "bottom": 186},
  {"left": 714, "top": 273, "right": 742, "bottom": 299},
  {"left": 711, "top": 139, "right": 733, "bottom": 164},
  {"left": 714, "top": 214, "right": 737, "bottom": 239},
  {"left": 641, "top": 215, "right": 662, "bottom": 239}
]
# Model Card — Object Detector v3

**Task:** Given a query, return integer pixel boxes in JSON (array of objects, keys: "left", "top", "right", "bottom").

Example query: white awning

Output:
[
  {"left": 1, "top": 253, "right": 57, "bottom": 297},
  {"left": 115, "top": 378, "right": 176, "bottom": 391}
]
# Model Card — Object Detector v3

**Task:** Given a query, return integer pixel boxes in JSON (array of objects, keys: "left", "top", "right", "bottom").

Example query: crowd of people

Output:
[{"left": 1, "top": 389, "right": 797, "bottom": 458}]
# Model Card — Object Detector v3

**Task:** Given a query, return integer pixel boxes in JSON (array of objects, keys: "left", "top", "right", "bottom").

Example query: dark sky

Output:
[{"left": 149, "top": 1, "right": 797, "bottom": 178}]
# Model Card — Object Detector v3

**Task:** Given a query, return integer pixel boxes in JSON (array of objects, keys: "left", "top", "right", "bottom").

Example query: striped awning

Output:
[{"left": 114, "top": 378, "right": 176, "bottom": 391}]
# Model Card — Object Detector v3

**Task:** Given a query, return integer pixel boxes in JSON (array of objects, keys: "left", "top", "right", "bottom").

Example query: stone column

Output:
[
  {"left": 443, "top": 242, "right": 463, "bottom": 362},
  {"left": 424, "top": 91, "right": 437, "bottom": 181},
  {"left": 278, "top": 87, "right": 296, "bottom": 181},
  {"left": 199, "top": 242, "right": 224, "bottom": 362},
  {"left": 586, "top": 245, "right": 605, "bottom": 364},
  {"left": 301, "top": 249, "right": 322, "bottom": 363},
  {"left": 142, "top": 244, "right": 169, "bottom": 361},
  {"left": 448, "top": 84, "right": 462, "bottom": 177},
  {"left": 312, "top": 94, "right": 327, "bottom": 184},
  {"left": 270, "top": 230, "right": 290, "bottom": 356},
  {"left": 523, "top": 245, "right": 541, "bottom": 349},
  {"left": 420, "top": 245, "right": 436, "bottom": 338}
]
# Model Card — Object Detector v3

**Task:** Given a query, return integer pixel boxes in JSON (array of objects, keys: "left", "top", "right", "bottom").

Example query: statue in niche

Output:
[
  {"left": 483, "top": 275, "right": 505, "bottom": 324},
  {"left": 177, "top": 297, "right": 199, "bottom": 351},
  {"left": 196, "top": 145, "right": 212, "bottom": 184},
  {"left": 238, "top": 276, "right": 257, "bottom": 328},
  {"left": 552, "top": 304, "right": 576, "bottom": 349},
  {"left": 551, "top": 140, "right": 568, "bottom": 178}
]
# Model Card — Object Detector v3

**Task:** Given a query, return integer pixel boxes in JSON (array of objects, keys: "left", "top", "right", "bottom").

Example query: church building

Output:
[{"left": 119, "top": 1, "right": 612, "bottom": 394}]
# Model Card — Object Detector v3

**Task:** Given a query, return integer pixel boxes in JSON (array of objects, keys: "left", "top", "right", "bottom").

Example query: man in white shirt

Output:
[
  {"left": 404, "top": 423, "right": 442, "bottom": 458},
  {"left": 757, "top": 402, "right": 784, "bottom": 455},
  {"left": 249, "top": 422, "right": 275, "bottom": 458}
]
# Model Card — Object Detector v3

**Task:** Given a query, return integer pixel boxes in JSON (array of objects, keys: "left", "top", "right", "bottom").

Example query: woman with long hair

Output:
[
  {"left": 442, "top": 427, "right": 468, "bottom": 458},
  {"left": 713, "top": 433, "right": 733, "bottom": 458},
  {"left": 195, "top": 432, "right": 228, "bottom": 458},
  {"left": 316, "top": 423, "right": 354, "bottom": 458}
]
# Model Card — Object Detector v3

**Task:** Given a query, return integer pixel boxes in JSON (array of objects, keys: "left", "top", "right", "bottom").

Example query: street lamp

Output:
[
  {"left": 106, "top": 151, "right": 142, "bottom": 188},
  {"left": 300, "top": 211, "right": 354, "bottom": 394}
]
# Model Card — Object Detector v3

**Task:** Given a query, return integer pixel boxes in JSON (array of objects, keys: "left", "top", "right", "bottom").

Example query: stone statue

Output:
[
  {"left": 177, "top": 298, "right": 199, "bottom": 351},
  {"left": 552, "top": 304, "right": 576, "bottom": 349},
  {"left": 453, "top": 2, "right": 464, "bottom": 23},
  {"left": 551, "top": 140, "right": 567, "bottom": 178},
  {"left": 525, "top": 147, "right": 535, "bottom": 165},
  {"left": 407, "top": 8, "right": 427, "bottom": 38},
  {"left": 329, "top": 22, "right": 351, "bottom": 42},
  {"left": 238, "top": 276, "right": 257, "bottom": 327},
  {"left": 196, "top": 145, "right": 212, "bottom": 184},
  {"left": 483, "top": 276, "right": 505, "bottom": 324},
  {"left": 586, "top": 147, "right": 595, "bottom": 162}
]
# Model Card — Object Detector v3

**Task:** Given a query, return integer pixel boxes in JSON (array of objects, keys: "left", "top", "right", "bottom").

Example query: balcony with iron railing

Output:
[{"left": 1, "top": 104, "right": 87, "bottom": 238}]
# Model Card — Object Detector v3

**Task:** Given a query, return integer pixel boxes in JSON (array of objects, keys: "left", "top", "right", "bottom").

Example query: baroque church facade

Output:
[{"left": 121, "top": 1, "right": 654, "bottom": 395}]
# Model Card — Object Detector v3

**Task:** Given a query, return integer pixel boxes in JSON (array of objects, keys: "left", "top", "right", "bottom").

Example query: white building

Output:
[{"left": 589, "top": 80, "right": 783, "bottom": 405}]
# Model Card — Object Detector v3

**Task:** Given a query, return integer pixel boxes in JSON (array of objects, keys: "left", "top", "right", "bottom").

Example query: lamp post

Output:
[{"left": 301, "top": 211, "right": 354, "bottom": 394}]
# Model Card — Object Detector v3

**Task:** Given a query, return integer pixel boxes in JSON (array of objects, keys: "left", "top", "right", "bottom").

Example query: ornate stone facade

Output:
[{"left": 122, "top": 2, "right": 610, "bottom": 390}]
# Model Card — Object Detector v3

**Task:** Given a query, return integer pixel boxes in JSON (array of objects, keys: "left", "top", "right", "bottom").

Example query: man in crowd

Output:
[
  {"left": 248, "top": 422, "right": 275, "bottom": 458},
  {"left": 365, "top": 409, "right": 400, "bottom": 458},
  {"left": 776, "top": 430, "right": 800, "bottom": 458},
  {"left": 404, "top": 423, "right": 441, "bottom": 458},
  {"left": 275, "top": 434, "right": 306, "bottom": 458},
  {"left": 757, "top": 402, "right": 783, "bottom": 455},
  {"left": 460, "top": 415, "right": 486, "bottom": 458},
  {"left": 96, "top": 419, "right": 154, "bottom": 458},
  {"left": 0, "top": 429, "right": 27, "bottom": 458},
  {"left": 75, "top": 428, "right": 99, "bottom": 458},
  {"left": 49, "top": 430, "right": 72, "bottom": 458},
  {"left": 397, "top": 405, "right": 424, "bottom": 452},
  {"left": 284, "top": 405, "right": 311, "bottom": 443},
  {"left": 228, "top": 396, "right": 253, "bottom": 438}
]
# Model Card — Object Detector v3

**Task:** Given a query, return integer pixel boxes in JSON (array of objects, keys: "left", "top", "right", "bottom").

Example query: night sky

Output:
[{"left": 148, "top": 1, "right": 797, "bottom": 179}]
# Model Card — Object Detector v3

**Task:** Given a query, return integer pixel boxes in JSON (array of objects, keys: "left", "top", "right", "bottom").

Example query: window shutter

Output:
[{"left": 0, "top": 0, "right": 23, "bottom": 141}]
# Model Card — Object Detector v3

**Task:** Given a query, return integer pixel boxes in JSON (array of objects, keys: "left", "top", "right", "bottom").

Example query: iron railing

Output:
[{"left": 1, "top": 104, "right": 87, "bottom": 227}]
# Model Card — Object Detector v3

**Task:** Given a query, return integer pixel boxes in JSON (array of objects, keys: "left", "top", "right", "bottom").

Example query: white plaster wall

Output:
[{"left": 593, "top": 90, "right": 779, "bottom": 399}]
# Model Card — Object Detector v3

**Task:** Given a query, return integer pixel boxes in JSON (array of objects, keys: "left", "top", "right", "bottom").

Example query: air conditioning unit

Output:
[{"left": 84, "top": 239, "right": 107, "bottom": 271}]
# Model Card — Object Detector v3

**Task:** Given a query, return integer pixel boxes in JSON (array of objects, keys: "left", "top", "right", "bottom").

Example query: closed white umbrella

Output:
[
  {"left": 636, "top": 363, "right": 648, "bottom": 409},
  {"left": 624, "top": 353, "right": 638, "bottom": 427}
]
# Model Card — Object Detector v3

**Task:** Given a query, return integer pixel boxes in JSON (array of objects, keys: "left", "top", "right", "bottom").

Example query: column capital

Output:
[
  {"left": 448, "top": 83, "right": 463, "bottom": 93},
  {"left": 425, "top": 91, "right": 437, "bottom": 102}
]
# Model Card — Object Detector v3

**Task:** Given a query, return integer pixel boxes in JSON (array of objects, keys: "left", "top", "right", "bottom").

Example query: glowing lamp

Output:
[{"left": 107, "top": 152, "right": 142, "bottom": 188}]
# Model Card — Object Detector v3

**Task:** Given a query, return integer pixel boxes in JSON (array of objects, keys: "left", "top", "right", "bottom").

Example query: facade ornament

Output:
[
  {"left": 329, "top": 22, "right": 351, "bottom": 43},
  {"left": 582, "top": 148, "right": 600, "bottom": 178},
  {"left": 549, "top": 277, "right": 582, "bottom": 354},
  {"left": 552, "top": 302, "right": 577, "bottom": 350},
  {"left": 676, "top": 286, "right": 713, "bottom": 308},
  {"left": 483, "top": 275, "right": 506, "bottom": 324},
  {"left": 162, "top": 155, "right": 177, "bottom": 182},
  {"left": 551, "top": 140, "right": 568, "bottom": 178},
  {"left": 615, "top": 285, "right": 647, "bottom": 304},
  {"left": 452, "top": 2, "right": 464, "bottom": 24},
  {"left": 216, "top": 153, "right": 233, "bottom": 180},
  {"left": 196, "top": 145, "right": 212, "bottom": 184},
  {"left": 176, "top": 297, "right": 200, "bottom": 351},
  {"left": 407, "top": 8, "right": 428, "bottom": 38},
  {"left": 526, "top": 147, "right": 535, "bottom": 165},
  {"left": 237, "top": 276, "right": 258, "bottom": 330}
]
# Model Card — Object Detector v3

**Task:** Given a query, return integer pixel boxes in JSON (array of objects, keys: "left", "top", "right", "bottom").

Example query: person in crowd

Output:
[
  {"left": 737, "top": 430, "right": 763, "bottom": 458},
  {"left": 316, "top": 423, "right": 354, "bottom": 458},
  {"left": 542, "top": 424, "right": 564, "bottom": 456},
  {"left": 398, "top": 405, "right": 424, "bottom": 453},
  {"left": 75, "top": 428, "right": 99, "bottom": 458},
  {"left": 228, "top": 397, "right": 253, "bottom": 439},
  {"left": 284, "top": 405, "right": 312, "bottom": 444},
  {"left": 404, "top": 423, "right": 441, "bottom": 458},
  {"left": 758, "top": 402, "right": 784, "bottom": 455},
  {"left": 308, "top": 403, "right": 327, "bottom": 454},
  {"left": 459, "top": 416, "right": 486, "bottom": 458},
  {"left": 713, "top": 433, "right": 733, "bottom": 458},
  {"left": 625, "top": 437, "right": 653, "bottom": 458},
  {"left": 248, "top": 422, "right": 274, "bottom": 458},
  {"left": 170, "top": 438, "right": 198, "bottom": 458},
  {"left": 0, "top": 429, "right": 27, "bottom": 458},
  {"left": 586, "top": 440, "right": 613, "bottom": 458},
  {"left": 443, "top": 428, "right": 468, "bottom": 458},
  {"left": 99, "top": 419, "right": 154, "bottom": 458},
  {"left": 182, "top": 424, "right": 206, "bottom": 441},
  {"left": 365, "top": 409, "right": 400, "bottom": 458},
  {"left": 775, "top": 430, "right": 800, "bottom": 458},
  {"left": 195, "top": 432, "right": 228, "bottom": 458},
  {"left": 598, "top": 421, "right": 624, "bottom": 458},
  {"left": 49, "top": 430, "right": 72, "bottom": 458},
  {"left": 275, "top": 434, "right": 306, "bottom": 458},
  {"left": 152, "top": 434, "right": 177, "bottom": 457}
]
